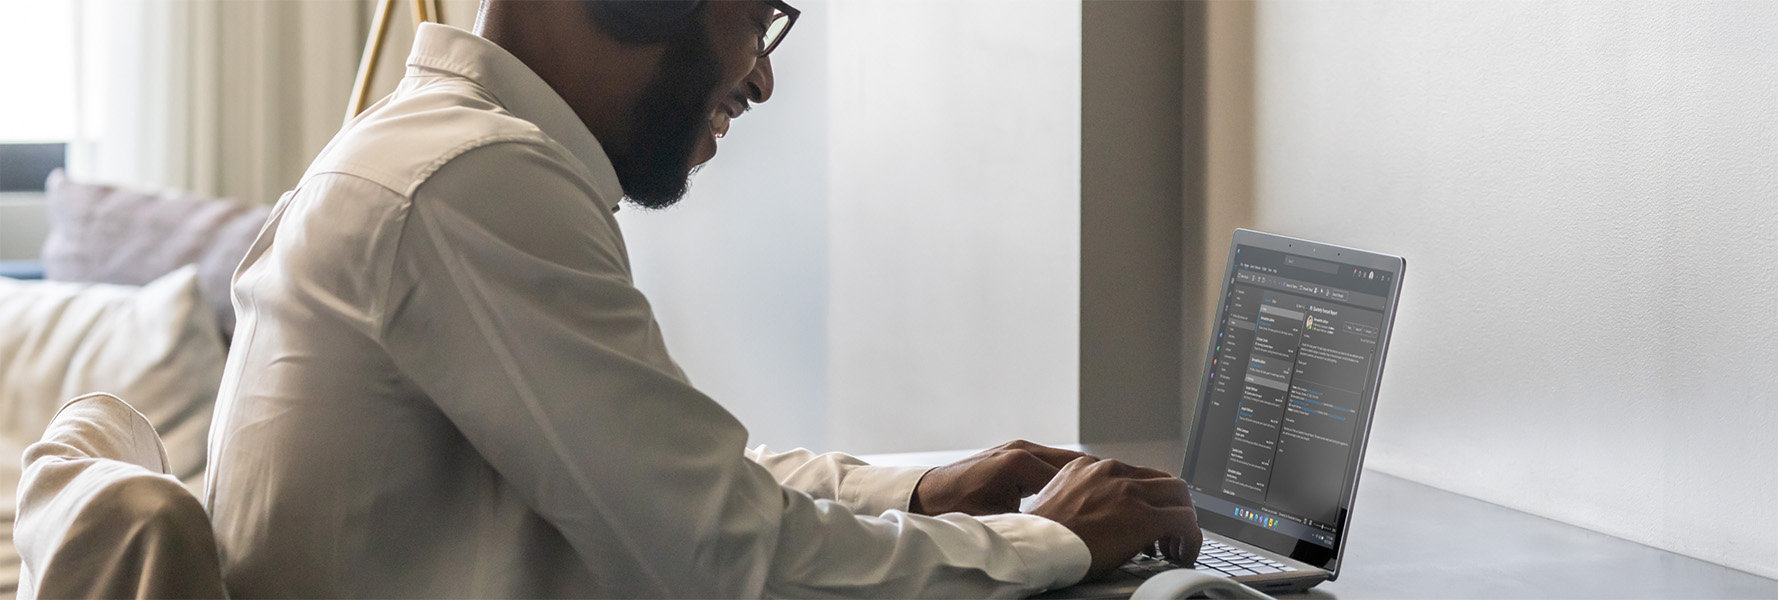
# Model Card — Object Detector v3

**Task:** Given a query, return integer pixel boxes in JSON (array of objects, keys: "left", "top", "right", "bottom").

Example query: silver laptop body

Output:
[{"left": 1042, "top": 230, "right": 1406, "bottom": 598}]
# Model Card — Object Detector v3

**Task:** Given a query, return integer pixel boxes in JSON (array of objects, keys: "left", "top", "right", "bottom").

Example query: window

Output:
[
  {"left": 0, "top": 1, "right": 75, "bottom": 261},
  {"left": 0, "top": 1, "right": 77, "bottom": 144}
]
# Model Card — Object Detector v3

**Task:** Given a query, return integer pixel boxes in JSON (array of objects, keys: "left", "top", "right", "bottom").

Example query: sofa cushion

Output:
[
  {"left": 42, "top": 170, "right": 270, "bottom": 337},
  {"left": 0, "top": 268, "right": 225, "bottom": 598}
]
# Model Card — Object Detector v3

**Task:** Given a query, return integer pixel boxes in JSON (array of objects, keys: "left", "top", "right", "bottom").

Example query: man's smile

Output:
[{"left": 710, "top": 94, "right": 750, "bottom": 139}]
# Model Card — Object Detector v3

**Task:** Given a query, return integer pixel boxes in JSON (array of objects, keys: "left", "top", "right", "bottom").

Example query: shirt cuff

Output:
[
  {"left": 836, "top": 464, "right": 934, "bottom": 516},
  {"left": 977, "top": 513, "right": 1094, "bottom": 591}
]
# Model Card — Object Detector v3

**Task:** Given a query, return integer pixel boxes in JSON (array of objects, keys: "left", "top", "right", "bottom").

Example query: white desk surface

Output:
[{"left": 860, "top": 440, "right": 1778, "bottom": 599}]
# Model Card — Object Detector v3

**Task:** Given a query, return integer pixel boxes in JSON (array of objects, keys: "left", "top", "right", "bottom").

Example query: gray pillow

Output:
[{"left": 42, "top": 170, "right": 270, "bottom": 337}]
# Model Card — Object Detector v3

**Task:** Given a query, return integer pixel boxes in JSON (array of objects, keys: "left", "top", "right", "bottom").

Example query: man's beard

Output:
[{"left": 609, "top": 24, "right": 724, "bottom": 209}]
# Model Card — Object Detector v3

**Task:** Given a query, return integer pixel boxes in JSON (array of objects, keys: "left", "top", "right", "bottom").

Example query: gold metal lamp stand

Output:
[{"left": 346, "top": 0, "right": 443, "bottom": 122}]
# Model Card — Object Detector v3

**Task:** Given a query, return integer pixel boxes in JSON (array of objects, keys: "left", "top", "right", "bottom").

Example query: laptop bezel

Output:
[{"left": 1182, "top": 228, "right": 1405, "bottom": 580}]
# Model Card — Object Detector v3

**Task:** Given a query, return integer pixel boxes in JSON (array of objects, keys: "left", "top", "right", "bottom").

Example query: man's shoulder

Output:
[{"left": 302, "top": 76, "right": 574, "bottom": 197}]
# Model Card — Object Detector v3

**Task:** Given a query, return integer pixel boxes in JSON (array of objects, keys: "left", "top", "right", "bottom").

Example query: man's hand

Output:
[
  {"left": 1026, "top": 456, "right": 1202, "bottom": 580},
  {"left": 909, "top": 440, "right": 1087, "bottom": 516}
]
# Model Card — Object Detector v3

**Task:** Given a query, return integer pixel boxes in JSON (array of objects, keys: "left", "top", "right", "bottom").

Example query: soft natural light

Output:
[{"left": 0, "top": 1, "right": 77, "bottom": 142}]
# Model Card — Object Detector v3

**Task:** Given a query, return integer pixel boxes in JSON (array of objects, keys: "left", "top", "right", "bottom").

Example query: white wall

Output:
[
  {"left": 622, "top": 1, "right": 1082, "bottom": 454},
  {"left": 826, "top": 1, "right": 1081, "bottom": 454},
  {"left": 620, "top": 1, "right": 833, "bottom": 452},
  {"left": 1249, "top": 0, "right": 1778, "bottom": 577}
]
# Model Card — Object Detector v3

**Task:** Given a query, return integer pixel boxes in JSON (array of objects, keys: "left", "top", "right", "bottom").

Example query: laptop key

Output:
[{"left": 1249, "top": 566, "right": 1282, "bottom": 574}]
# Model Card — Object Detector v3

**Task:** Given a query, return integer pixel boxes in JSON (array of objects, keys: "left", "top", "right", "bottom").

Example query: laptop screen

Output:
[{"left": 1183, "top": 240, "right": 1398, "bottom": 570}]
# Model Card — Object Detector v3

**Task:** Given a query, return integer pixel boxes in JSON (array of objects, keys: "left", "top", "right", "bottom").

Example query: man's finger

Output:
[
  {"left": 1004, "top": 441, "right": 1091, "bottom": 469},
  {"left": 1124, "top": 464, "right": 1176, "bottom": 480},
  {"left": 1139, "top": 505, "right": 1204, "bottom": 565},
  {"left": 1091, "top": 459, "right": 1173, "bottom": 480},
  {"left": 1066, "top": 454, "right": 1101, "bottom": 467},
  {"left": 1161, "top": 534, "right": 1203, "bottom": 566},
  {"left": 1125, "top": 476, "right": 1192, "bottom": 507},
  {"left": 1003, "top": 450, "right": 1064, "bottom": 493},
  {"left": 1152, "top": 505, "right": 1202, "bottom": 541},
  {"left": 1054, "top": 455, "right": 1100, "bottom": 478}
]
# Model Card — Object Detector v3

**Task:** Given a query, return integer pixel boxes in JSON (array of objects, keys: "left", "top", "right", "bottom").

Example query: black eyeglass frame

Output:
[{"left": 759, "top": 0, "right": 800, "bottom": 57}]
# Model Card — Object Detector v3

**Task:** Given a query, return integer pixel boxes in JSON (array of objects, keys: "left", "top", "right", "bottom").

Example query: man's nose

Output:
[{"left": 743, "top": 56, "right": 774, "bottom": 104}]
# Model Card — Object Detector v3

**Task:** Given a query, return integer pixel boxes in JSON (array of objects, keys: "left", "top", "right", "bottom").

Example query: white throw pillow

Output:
[{"left": 0, "top": 267, "right": 225, "bottom": 599}]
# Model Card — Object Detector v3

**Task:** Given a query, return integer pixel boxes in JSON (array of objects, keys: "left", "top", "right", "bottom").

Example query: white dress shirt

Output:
[{"left": 204, "top": 23, "right": 1090, "bottom": 598}]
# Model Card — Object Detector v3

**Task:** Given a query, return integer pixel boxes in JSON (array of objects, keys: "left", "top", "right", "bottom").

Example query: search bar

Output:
[{"left": 1283, "top": 255, "right": 1339, "bottom": 274}]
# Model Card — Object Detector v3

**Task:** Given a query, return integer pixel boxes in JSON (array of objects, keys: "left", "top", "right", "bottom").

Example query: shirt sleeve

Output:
[
  {"left": 745, "top": 445, "right": 934, "bottom": 517},
  {"left": 376, "top": 141, "right": 1091, "bottom": 598}
]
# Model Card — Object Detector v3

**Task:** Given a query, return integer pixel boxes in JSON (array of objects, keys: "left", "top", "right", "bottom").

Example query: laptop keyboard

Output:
[{"left": 1122, "top": 539, "right": 1300, "bottom": 579}]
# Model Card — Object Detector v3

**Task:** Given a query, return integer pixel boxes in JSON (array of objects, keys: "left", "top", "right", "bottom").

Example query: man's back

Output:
[{"left": 205, "top": 25, "right": 627, "bottom": 597}]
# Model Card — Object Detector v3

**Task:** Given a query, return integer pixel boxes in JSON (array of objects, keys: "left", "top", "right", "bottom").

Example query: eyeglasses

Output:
[{"left": 758, "top": 0, "right": 799, "bottom": 57}]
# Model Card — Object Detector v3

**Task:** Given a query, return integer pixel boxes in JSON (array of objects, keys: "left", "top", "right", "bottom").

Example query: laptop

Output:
[{"left": 1044, "top": 229, "right": 1405, "bottom": 598}]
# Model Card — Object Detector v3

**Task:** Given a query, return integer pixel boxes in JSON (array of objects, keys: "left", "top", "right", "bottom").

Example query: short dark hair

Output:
[{"left": 582, "top": 0, "right": 707, "bottom": 45}]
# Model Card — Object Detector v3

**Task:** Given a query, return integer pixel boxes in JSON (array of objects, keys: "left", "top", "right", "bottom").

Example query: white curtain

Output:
[{"left": 67, "top": 0, "right": 368, "bottom": 204}]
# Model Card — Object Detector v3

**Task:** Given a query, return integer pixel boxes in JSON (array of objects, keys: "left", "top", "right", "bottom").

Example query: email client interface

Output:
[{"left": 1185, "top": 244, "right": 1394, "bottom": 567}]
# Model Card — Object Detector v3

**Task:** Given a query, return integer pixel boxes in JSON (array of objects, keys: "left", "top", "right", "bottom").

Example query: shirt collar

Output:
[{"left": 405, "top": 23, "right": 625, "bottom": 212}]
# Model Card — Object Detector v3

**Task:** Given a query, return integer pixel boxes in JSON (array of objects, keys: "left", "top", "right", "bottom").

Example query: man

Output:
[{"left": 205, "top": 0, "right": 1201, "bottom": 596}]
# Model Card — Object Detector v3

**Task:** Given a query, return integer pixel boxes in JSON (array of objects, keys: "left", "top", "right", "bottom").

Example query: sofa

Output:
[{"left": 0, "top": 171, "right": 269, "bottom": 598}]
